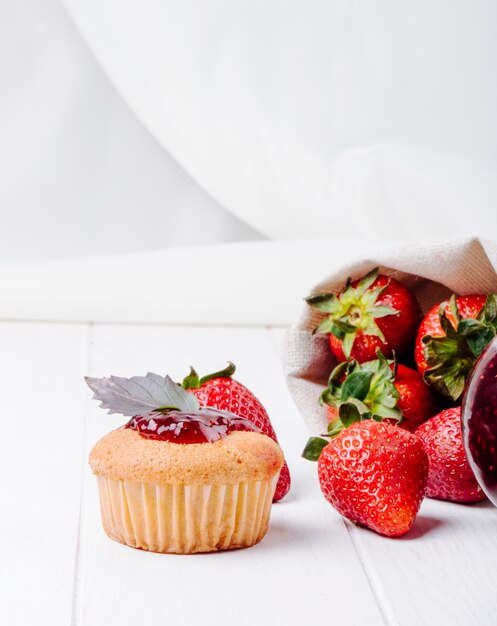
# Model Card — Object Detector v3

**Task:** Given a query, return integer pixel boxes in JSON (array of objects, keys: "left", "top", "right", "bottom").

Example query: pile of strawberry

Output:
[{"left": 303, "top": 268, "right": 497, "bottom": 537}]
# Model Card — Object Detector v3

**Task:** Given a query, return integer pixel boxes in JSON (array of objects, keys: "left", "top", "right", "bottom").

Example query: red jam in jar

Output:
[
  {"left": 462, "top": 336, "right": 497, "bottom": 506},
  {"left": 126, "top": 407, "right": 260, "bottom": 444}
]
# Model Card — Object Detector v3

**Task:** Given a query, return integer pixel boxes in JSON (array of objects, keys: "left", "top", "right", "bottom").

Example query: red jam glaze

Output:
[{"left": 126, "top": 407, "right": 260, "bottom": 444}]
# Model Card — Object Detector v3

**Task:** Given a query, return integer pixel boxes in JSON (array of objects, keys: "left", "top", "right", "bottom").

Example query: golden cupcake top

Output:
[{"left": 90, "top": 427, "right": 283, "bottom": 485}]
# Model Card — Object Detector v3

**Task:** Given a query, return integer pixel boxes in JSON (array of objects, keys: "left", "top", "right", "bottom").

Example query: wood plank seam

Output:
[
  {"left": 268, "top": 325, "right": 393, "bottom": 624},
  {"left": 345, "top": 522, "right": 398, "bottom": 626},
  {"left": 70, "top": 323, "right": 94, "bottom": 626}
]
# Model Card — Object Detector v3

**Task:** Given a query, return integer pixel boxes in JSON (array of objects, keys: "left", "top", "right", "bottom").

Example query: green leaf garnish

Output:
[{"left": 85, "top": 372, "right": 200, "bottom": 416}]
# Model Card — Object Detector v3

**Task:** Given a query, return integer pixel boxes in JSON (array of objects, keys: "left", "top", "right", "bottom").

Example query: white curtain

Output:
[
  {"left": 0, "top": 0, "right": 261, "bottom": 267},
  {"left": 61, "top": 0, "right": 497, "bottom": 241}
]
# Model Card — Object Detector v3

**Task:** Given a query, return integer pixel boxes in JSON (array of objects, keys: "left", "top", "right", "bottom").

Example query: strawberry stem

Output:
[
  {"left": 181, "top": 367, "right": 200, "bottom": 389},
  {"left": 422, "top": 294, "right": 497, "bottom": 400},
  {"left": 181, "top": 362, "right": 236, "bottom": 389},
  {"left": 302, "top": 437, "right": 329, "bottom": 461},
  {"left": 305, "top": 268, "right": 399, "bottom": 358},
  {"left": 320, "top": 350, "right": 402, "bottom": 433},
  {"left": 199, "top": 362, "right": 236, "bottom": 385}
]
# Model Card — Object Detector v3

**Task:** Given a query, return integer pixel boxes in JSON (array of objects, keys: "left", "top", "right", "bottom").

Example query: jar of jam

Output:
[{"left": 462, "top": 335, "right": 497, "bottom": 506}]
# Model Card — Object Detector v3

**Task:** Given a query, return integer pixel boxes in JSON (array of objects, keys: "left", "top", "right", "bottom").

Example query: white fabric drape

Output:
[
  {"left": 62, "top": 0, "right": 497, "bottom": 241},
  {"left": 0, "top": 237, "right": 390, "bottom": 325}
]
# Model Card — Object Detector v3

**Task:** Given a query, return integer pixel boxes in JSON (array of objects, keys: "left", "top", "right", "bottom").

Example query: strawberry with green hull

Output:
[
  {"left": 416, "top": 407, "right": 485, "bottom": 503},
  {"left": 182, "top": 362, "right": 291, "bottom": 502},
  {"left": 321, "top": 352, "right": 438, "bottom": 434},
  {"left": 415, "top": 294, "right": 497, "bottom": 401},
  {"left": 303, "top": 421, "right": 428, "bottom": 538},
  {"left": 306, "top": 268, "right": 421, "bottom": 363}
]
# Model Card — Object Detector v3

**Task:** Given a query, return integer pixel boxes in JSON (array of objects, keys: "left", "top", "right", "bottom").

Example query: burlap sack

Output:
[{"left": 282, "top": 236, "right": 497, "bottom": 434}]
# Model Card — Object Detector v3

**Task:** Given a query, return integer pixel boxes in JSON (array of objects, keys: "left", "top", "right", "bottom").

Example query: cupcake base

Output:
[{"left": 96, "top": 475, "right": 278, "bottom": 553}]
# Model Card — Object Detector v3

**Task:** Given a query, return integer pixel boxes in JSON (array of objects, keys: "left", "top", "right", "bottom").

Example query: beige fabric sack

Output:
[{"left": 282, "top": 236, "right": 497, "bottom": 434}]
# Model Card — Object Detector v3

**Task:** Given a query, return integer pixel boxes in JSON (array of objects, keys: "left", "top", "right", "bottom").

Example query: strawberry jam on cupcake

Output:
[{"left": 86, "top": 373, "right": 284, "bottom": 554}]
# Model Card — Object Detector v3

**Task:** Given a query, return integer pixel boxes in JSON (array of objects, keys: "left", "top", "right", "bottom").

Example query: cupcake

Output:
[{"left": 86, "top": 373, "right": 284, "bottom": 553}]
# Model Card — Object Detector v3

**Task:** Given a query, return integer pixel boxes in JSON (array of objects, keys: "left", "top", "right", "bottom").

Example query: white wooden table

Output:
[{"left": 2, "top": 320, "right": 497, "bottom": 626}]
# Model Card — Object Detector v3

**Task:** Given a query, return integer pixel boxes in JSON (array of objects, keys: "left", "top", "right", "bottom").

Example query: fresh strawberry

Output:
[
  {"left": 306, "top": 268, "right": 421, "bottom": 363},
  {"left": 416, "top": 407, "right": 485, "bottom": 503},
  {"left": 321, "top": 352, "right": 438, "bottom": 433},
  {"left": 303, "top": 421, "right": 428, "bottom": 537},
  {"left": 181, "top": 362, "right": 291, "bottom": 502},
  {"left": 415, "top": 294, "right": 497, "bottom": 401},
  {"left": 390, "top": 364, "right": 439, "bottom": 432}
]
